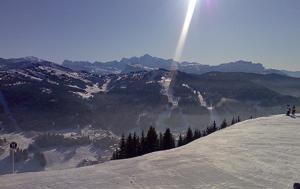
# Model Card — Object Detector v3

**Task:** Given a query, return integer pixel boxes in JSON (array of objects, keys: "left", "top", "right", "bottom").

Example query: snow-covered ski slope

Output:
[{"left": 1, "top": 115, "right": 300, "bottom": 189}]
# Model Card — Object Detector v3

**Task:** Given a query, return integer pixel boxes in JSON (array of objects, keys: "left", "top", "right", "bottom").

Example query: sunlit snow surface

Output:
[{"left": 1, "top": 115, "right": 300, "bottom": 189}]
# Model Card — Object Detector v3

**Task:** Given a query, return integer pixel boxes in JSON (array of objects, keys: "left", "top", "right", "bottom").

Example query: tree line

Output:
[{"left": 112, "top": 116, "right": 242, "bottom": 160}]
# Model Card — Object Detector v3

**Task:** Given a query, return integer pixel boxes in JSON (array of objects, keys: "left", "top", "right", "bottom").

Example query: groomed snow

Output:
[{"left": 1, "top": 115, "right": 300, "bottom": 189}]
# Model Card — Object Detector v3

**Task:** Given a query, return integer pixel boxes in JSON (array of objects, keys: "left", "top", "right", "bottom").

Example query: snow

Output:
[
  {"left": 66, "top": 84, "right": 82, "bottom": 90},
  {"left": 159, "top": 76, "right": 178, "bottom": 106},
  {"left": 0, "top": 133, "right": 34, "bottom": 174},
  {"left": 43, "top": 145, "right": 98, "bottom": 171},
  {"left": 71, "top": 78, "right": 112, "bottom": 98},
  {"left": 73, "top": 83, "right": 102, "bottom": 99},
  {"left": 13, "top": 70, "right": 43, "bottom": 81},
  {"left": 5, "top": 81, "right": 27, "bottom": 86},
  {"left": 136, "top": 112, "right": 147, "bottom": 125},
  {"left": 0, "top": 133, "right": 33, "bottom": 151},
  {"left": 1, "top": 115, "right": 300, "bottom": 189},
  {"left": 38, "top": 66, "right": 91, "bottom": 83},
  {"left": 145, "top": 81, "right": 155, "bottom": 84},
  {"left": 182, "top": 83, "right": 208, "bottom": 107},
  {"left": 0, "top": 128, "right": 118, "bottom": 175},
  {"left": 197, "top": 91, "right": 207, "bottom": 107},
  {"left": 46, "top": 79, "right": 59, "bottom": 85},
  {"left": 99, "top": 79, "right": 111, "bottom": 92},
  {"left": 41, "top": 88, "right": 52, "bottom": 94}
]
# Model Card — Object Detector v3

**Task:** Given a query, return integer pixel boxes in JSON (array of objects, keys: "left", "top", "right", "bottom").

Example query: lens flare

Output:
[
  {"left": 168, "top": 0, "right": 197, "bottom": 85},
  {"left": 165, "top": 0, "right": 198, "bottom": 107},
  {"left": 173, "top": 0, "right": 197, "bottom": 64}
]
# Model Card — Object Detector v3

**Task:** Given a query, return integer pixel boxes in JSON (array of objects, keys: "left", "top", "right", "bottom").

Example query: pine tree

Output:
[
  {"left": 140, "top": 131, "right": 146, "bottom": 155},
  {"left": 171, "top": 135, "right": 175, "bottom": 149},
  {"left": 119, "top": 134, "right": 126, "bottom": 159},
  {"left": 126, "top": 133, "right": 135, "bottom": 158},
  {"left": 237, "top": 116, "right": 241, "bottom": 123},
  {"left": 136, "top": 136, "right": 141, "bottom": 156},
  {"left": 193, "top": 129, "right": 201, "bottom": 140},
  {"left": 133, "top": 132, "right": 140, "bottom": 157},
  {"left": 112, "top": 149, "right": 119, "bottom": 160},
  {"left": 177, "top": 134, "right": 184, "bottom": 147},
  {"left": 231, "top": 117, "right": 236, "bottom": 125},
  {"left": 163, "top": 128, "right": 175, "bottom": 150},
  {"left": 206, "top": 121, "right": 218, "bottom": 135},
  {"left": 193, "top": 130, "right": 197, "bottom": 140},
  {"left": 213, "top": 121, "right": 217, "bottom": 131},
  {"left": 146, "top": 126, "right": 159, "bottom": 153},
  {"left": 220, "top": 119, "right": 228, "bottom": 129},
  {"left": 159, "top": 132, "right": 163, "bottom": 150},
  {"left": 185, "top": 127, "right": 194, "bottom": 144}
]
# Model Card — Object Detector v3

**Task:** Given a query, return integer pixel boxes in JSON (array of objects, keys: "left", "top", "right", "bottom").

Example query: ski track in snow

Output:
[
  {"left": 159, "top": 77, "right": 178, "bottom": 106},
  {"left": 182, "top": 83, "right": 208, "bottom": 107},
  {"left": 1, "top": 115, "right": 300, "bottom": 189}
]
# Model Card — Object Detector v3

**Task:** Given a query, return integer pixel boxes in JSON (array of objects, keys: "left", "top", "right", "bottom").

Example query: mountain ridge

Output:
[
  {"left": 2, "top": 55, "right": 299, "bottom": 78},
  {"left": 61, "top": 54, "right": 300, "bottom": 77},
  {"left": 1, "top": 57, "right": 300, "bottom": 134}
]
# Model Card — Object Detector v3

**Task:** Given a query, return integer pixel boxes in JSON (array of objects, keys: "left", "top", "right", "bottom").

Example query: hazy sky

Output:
[{"left": 0, "top": 0, "right": 299, "bottom": 70}]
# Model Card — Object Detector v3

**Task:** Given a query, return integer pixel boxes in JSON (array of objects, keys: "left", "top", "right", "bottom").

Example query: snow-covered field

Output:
[
  {"left": 0, "top": 129, "right": 119, "bottom": 175},
  {"left": 1, "top": 115, "right": 300, "bottom": 189}
]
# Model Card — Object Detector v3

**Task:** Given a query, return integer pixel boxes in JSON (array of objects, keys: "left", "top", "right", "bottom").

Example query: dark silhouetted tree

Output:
[
  {"left": 146, "top": 126, "right": 159, "bottom": 153},
  {"left": 113, "top": 115, "right": 246, "bottom": 160},
  {"left": 112, "top": 150, "right": 118, "bottom": 160},
  {"left": 126, "top": 133, "right": 135, "bottom": 158},
  {"left": 159, "top": 132, "right": 163, "bottom": 150},
  {"left": 177, "top": 134, "right": 184, "bottom": 147},
  {"left": 133, "top": 132, "right": 140, "bottom": 157},
  {"left": 162, "top": 128, "right": 175, "bottom": 150},
  {"left": 231, "top": 117, "right": 236, "bottom": 125},
  {"left": 193, "top": 129, "right": 202, "bottom": 140},
  {"left": 184, "top": 127, "right": 194, "bottom": 144},
  {"left": 140, "top": 131, "right": 146, "bottom": 155},
  {"left": 119, "top": 134, "right": 126, "bottom": 159},
  {"left": 206, "top": 121, "right": 218, "bottom": 135},
  {"left": 220, "top": 119, "right": 228, "bottom": 129}
]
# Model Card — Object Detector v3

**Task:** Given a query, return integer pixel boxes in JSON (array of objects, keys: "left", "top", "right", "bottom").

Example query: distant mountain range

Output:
[
  {"left": 1, "top": 56, "right": 299, "bottom": 176},
  {"left": 62, "top": 54, "right": 300, "bottom": 78},
  {"left": 1, "top": 56, "right": 300, "bottom": 135}
]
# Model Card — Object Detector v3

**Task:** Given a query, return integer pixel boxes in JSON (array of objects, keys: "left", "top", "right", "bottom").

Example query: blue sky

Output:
[{"left": 0, "top": 0, "right": 299, "bottom": 70}]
